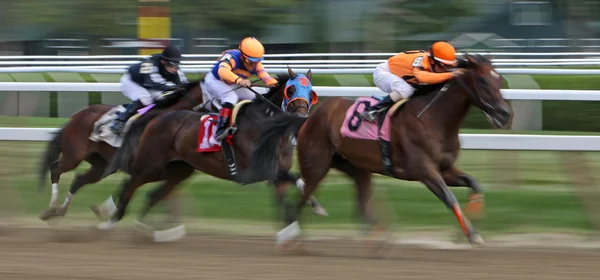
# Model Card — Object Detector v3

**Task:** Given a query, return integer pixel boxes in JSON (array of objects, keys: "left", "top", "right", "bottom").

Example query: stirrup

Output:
[
  {"left": 360, "top": 110, "right": 377, "bottom": 122},
  {"left": 215, "top": 127, "right": 232, "bottom": 141},
  {"left": 216, "top": 126, "right": 238, "bottom": 142}
]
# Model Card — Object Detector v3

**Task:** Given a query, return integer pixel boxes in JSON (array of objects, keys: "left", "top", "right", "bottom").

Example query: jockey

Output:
[
  {"left": 360, "top": 41, "right": 466, "bottom": 122},
  {"left": 110, "top": 44, "right": 188, "bottom": 134},
  {"left": 204, "top": 36, "right": 279, "bottom": 141}
]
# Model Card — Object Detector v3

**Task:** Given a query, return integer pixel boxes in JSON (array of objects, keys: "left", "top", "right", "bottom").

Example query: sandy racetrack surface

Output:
[{"left": 1, "top": 226, "right": 599, "bottom": 280}]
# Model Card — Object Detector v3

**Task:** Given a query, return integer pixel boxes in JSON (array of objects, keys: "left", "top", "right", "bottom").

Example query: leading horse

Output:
[
  {"left": 95, "top": 68, "right": 324, "bottom": 236},
  {"left": 248, "top": 54, "right": 513, "bottom": 247}
]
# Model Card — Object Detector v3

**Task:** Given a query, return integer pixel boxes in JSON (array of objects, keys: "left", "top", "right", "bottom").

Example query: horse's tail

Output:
[
  {"left": 248, "top": 113, "right": 308, "bottom": 181},
  {"left": 102, "top": 111, "right": 162, "bottom": 178},
  {"left": 37, "top": 128, "right": 63, "bottom": 193}
]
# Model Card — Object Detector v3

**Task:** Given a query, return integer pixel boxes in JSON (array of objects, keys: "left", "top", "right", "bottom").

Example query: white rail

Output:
[
  {"left": 0, "top": 127, "right": 597, "bottom": 151},
  {"left": 0, "top": 67, "right": 598, "bottom": 75},
  {"left": 2, "top": 52, "right": 600, "bottom": 60},
  {"left": 0, "top": 82, "right": 598, "bottom": 101}
]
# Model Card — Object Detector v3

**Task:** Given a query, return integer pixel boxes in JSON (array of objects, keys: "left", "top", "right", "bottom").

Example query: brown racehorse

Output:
[
  {"left": 38, "top": 76, "right": 326, "bottom": 223},
  {"left": 37, "top": 82, "right": 205, "bottom": 221},
  {"left": 248, "top": 54, "right": 513, "bottom": 247},
  {"left": 95, "top": 68, "right": 323, "bottom": 233}
]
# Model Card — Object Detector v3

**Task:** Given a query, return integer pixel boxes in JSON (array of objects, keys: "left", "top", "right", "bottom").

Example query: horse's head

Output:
[
  {"left": 279, "top": 66, "right": 317, "bottom": 117},
  {"left": 455, "top": 54, "right": 513, "bottom": 128}
]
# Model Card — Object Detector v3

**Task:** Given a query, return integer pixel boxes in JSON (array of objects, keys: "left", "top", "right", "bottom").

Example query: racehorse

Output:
[
  {"left": 37, "top": 82, "right": 204, "bottom": 221},
  {"left": 95, "top": 68, "right": 323, "bottom": 234},
  {"left": 39, "top": 72, "right": 326, "bottom": 224},
  {"left": 248, "top": 54, "right": 513, "bottom": 247}
]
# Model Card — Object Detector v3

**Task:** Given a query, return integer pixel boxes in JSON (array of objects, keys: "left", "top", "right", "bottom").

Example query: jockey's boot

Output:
[
  {"left": 110, "top": 100, "right": 144, "bottom": 135},
  {"left": 215, "top": 106, "right": 233, "bottom": 142},
  {"left": 360, "top": 95, "right": 397, "bottom": 122}
]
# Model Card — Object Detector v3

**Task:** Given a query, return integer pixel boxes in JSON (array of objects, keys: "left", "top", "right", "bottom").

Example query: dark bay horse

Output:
[
  {"left": 95, "top": 69, "right": 324, "bottom": 233},
  {"left": 248, "top": 54, "right": 513, "bottom": 247},
  {"left": 37, "top": 82, "right": 205, "bottom": 221}
]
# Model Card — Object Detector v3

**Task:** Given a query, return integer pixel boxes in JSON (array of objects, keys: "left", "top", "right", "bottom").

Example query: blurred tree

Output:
[
  {"left": 366, "top": 0, "right": 475, "bottom": 49},
  {"left": 171, "top": 0, "right": 305, "bottom": 39},
  {"left": 2, "top": 0, "right": 137, "bottom": 38}
]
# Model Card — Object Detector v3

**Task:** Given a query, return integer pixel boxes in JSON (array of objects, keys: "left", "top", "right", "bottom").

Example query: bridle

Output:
[
  {"left": 453, "top": 64, "right": 497, "bottom": 119},
  {"left": 417, "top": 59, "right": 496, "bottom": 119}
]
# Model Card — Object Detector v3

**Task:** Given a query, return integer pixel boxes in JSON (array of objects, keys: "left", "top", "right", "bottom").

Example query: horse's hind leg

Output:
[
  {"left": 55, "top": 154, "right": 107, "bottom": 217},
  {"left": 273, "top": 170, "right": 328, "bottom": 217},
  {"left": 137, "top": 162, "right": 194, "bottom": 224},
  {"left": 442, "top": 167, "right": 484, "bottom": 234},
  {"left": 133, "top": 162, "right": 194, "bottom": 242},
  {"left": 40, "top": 154, "right": 86, "bottom": 221},
  {"left": 96, "top": 171, "right": 157, "bottom": 230}
]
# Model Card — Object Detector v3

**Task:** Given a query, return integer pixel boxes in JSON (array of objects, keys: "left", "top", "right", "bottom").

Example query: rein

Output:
[{"left": 416, "top": 67, "right": 492, "bottom": 119}]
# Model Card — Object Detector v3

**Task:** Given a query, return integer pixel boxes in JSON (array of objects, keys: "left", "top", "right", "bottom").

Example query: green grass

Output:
[{"left": 1, "top": 139, "right": 597, "bottom": 235}]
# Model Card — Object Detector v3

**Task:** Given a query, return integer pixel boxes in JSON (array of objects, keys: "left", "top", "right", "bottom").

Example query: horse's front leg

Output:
[
  {"left": 420, "top": 166, "right": 484, "bottom": 245},
  {"left": 442, "top": 166, "right": 484, "bottom": 224}
]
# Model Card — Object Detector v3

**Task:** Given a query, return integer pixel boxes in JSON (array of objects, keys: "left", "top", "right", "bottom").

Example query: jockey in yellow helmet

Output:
[
  {"left": 205, "top": 37, "right": 279, "bottom": 141},
  {"left": 360, "top": 41, "right": 467, "bottom": 122}
]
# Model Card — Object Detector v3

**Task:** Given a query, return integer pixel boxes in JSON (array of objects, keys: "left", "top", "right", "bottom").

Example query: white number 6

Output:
[{"left": 140, "top": 63, "right": 153, "bottom": 74}]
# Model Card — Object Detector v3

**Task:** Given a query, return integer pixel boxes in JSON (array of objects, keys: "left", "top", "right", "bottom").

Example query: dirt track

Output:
[{"left": 0, "top": 226, "right": 599, "bottom": 280}]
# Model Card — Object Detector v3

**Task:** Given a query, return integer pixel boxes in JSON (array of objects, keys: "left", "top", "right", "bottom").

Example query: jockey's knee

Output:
[
  {"left": 389, "top": 91, "right": 404, "bottom": 102},
  {"left": 390, "top": 82, "right": 415, "bottom": 100},
  {"left": 139, "top": 96, "right": 153, "bottom": 106},
  {"left": 236, "top": 88, "right": 255, "bottom": 101},
  {"left": 219, "top": 92, "right": 239, "bottom": 106}
]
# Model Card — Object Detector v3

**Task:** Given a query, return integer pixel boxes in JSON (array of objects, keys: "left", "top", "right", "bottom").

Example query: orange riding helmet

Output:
[
  {"left": 239, "top": 37, "right": 265, "bottom": 62},
  {"left": 429, "top": 41, "right": 457, "bottom": 66}
]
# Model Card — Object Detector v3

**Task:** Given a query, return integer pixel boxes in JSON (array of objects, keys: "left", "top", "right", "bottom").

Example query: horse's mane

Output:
[
  {"left": 457, "top": 53, "right": 492, "bottom": 68},
  {"left": 260, "top": 73, "right": 291, "bottom": 101},
  {"left": 246, "top": 73, "right": 291, "bottom": 108}
]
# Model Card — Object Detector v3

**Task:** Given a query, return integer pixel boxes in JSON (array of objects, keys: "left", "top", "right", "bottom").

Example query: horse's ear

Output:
[
  {"left": 306, "top": 69, "right": 312, "bottom": 81},
  {"left": 287, "top": 65, "right": 297, "bottom": 80}
]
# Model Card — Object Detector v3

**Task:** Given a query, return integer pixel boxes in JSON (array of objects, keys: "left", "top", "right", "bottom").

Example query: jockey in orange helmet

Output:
[
  {"left": 205, "top": 37, "right": 279, "bottom": 141},
  {"left": 360, "top": 41, "right": 466, "bottom": 122}
]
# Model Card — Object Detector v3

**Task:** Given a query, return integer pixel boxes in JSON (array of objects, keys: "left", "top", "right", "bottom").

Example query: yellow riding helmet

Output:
[
  {"left": 430, "top": 41, "right": 457, "bottom": 66},
  {"left": 239, "top": 37, "right": 265, "bottom": 62}
]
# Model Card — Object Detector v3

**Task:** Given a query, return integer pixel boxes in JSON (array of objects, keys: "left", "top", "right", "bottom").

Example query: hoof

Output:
[
  {"left": 468, "top": 233, "right": 485, "bottom": 245},
  {"left": 276, "top": 221, "right": 302, "bottom": 249},
  {"left": 312, "top": 206, "right": 329, "bottom": 217},
  {"left": 134, "top": 220, "right": 186, "bottom": 243},
  {"left": 96, "top": 219, "right": 118, "bottom": 231},
  {"left": 39, "top": 208, "right": 59, "bottom": 221},
  {"left": 90, "top": 196, "right": 117, "bottom": 221}
]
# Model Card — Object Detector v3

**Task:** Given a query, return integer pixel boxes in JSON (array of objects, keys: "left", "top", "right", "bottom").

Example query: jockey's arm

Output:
[
  {"left": 413, "top": 67, "right": 453, "bottom": 85},
  {"left": 141, "top": 66, "right": 177, "bottom": 92},
  {"left": 217, "top": 60, "right": 245, "bottom": 85},
  {"left": 176, "top": 69, "right": 188, "bottom": 85},
  {"left": 255, "top": 63, "right": 278, "bottom": 86}
]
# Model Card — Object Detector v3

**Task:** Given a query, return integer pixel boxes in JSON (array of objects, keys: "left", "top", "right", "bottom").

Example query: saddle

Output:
[
  {"left": 196, "top": 100, "right": 253, "bottom": 182},
  {"left": 341, "top": 96, "right": 409, "bottom": 176}
]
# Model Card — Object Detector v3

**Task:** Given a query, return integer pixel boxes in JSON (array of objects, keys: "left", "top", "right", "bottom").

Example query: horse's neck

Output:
[{"left": 426, "top": 83, "right": 471, "bottom": 136}]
